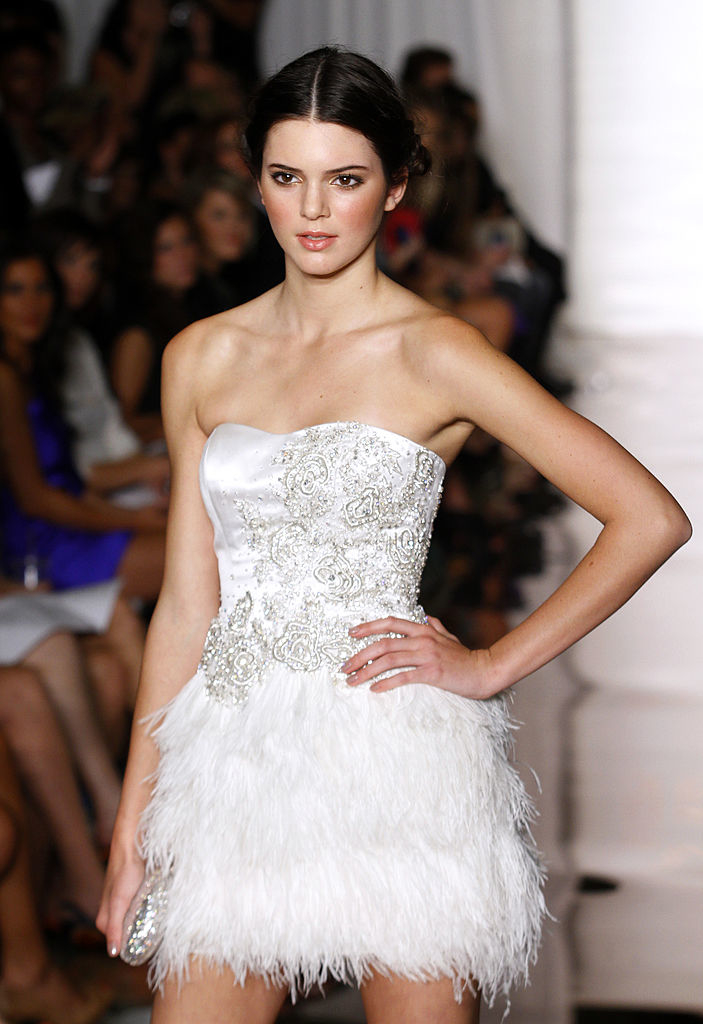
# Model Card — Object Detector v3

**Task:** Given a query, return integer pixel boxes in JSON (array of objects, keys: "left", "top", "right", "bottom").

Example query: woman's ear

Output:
[{"left": 384, "top": 173, "right": 408, "bottom": 212}]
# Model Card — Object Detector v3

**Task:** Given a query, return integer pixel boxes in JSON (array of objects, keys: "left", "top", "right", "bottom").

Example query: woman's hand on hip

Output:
[{"left": 341, "top": 615, "right": 500, "bottom": 699}]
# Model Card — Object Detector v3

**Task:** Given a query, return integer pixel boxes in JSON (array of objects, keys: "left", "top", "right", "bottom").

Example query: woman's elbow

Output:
[{"left": 651, "top": 498, "right": 692, "bottom": 557}]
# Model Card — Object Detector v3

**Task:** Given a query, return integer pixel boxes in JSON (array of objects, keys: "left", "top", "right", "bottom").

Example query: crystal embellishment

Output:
[
  {"left": 198, "top": 422, "right": 444, "bottom": 706},
  {"left": 120, "top": 866, "right": 170, "bottom": 966}
]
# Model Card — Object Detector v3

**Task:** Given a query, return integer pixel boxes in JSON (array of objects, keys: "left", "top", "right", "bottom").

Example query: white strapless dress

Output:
[{"left": 139, "top": 421, "right": 545, "bottom": 1007}]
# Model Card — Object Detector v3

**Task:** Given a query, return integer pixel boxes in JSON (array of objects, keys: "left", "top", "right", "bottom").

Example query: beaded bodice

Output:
[{"left": 198, "top": 421, "right": 445, "bottom": 704}]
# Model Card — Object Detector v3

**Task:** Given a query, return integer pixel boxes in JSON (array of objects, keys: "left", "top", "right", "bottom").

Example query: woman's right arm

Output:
[
  {"left": 96, "top": 325, "right": 220, "bottom": 955},
  {"left": 0, "top": 365, "right": 163, "bottom": 533}
]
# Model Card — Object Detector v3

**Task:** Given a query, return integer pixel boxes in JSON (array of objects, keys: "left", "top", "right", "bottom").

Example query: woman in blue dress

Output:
[{"left": 0, "top": 239, "right": 165, "bottom": 600}]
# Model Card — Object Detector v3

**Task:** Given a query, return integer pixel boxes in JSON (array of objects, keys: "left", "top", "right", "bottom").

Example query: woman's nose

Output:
[{"left": 300, "top": 182, "right": 329, "bottom": 221}]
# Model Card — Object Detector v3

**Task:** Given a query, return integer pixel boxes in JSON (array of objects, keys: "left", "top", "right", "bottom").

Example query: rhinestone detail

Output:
[{"left": 198, "top": 422, "right": 444, "bottom": 706}]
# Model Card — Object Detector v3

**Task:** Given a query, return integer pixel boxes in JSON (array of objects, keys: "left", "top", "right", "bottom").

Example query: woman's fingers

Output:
[
  {"left": 426, "top": 615, "right": 459, "bottom": 641},
  {"left": 97, "top": 857, "right": 145, "bottom": 957},
  {"left": 343, "top": 614, "right": 490, "bottom": 699},
  {"left": 342, "top": 635, "right": 425, "bottom": 678},
  {"left": 348, "top": 616, "right": 427, "bottom": 639},
  {"left": 345, "top": 649, "right": 423, "bottom": 686},
  {"left": 370, "top": 667, "right": 425, "bottom": 692}
]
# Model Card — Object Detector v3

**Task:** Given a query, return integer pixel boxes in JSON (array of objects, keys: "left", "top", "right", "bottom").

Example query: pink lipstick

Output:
[{"left": 297, "top": 233, "right": 336, "bottom": 251}]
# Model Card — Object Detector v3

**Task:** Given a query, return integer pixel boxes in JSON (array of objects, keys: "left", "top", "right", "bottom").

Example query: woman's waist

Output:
[{"left": 199, "top": 588, "right": 424, "bottom": 705}]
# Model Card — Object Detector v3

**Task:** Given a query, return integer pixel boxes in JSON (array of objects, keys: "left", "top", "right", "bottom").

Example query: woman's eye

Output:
[
  {"left": 332, "top": 174, "right": 361, "bottom": 188},
  {"left": 272, "top": 171, "right": 297, "bottom": 185}
]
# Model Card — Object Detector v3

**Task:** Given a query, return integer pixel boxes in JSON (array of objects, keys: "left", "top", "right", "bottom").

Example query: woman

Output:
[
  {"left": 98, "top": 48, "right": 690, "bottom": 1024},
  {"left": 184, "top": 167, "right": 255, "bottom": 314},
  {"left": 34, "top": 207, "right": 171, "bottom": 506},
  {"left": 185, "top": 157, "right": 285, "bottom": 304},
  {"left": 110, "top": 202, "right": 199, "bottom": 442},
  {"left": 0, "top": 240, "right": 165, "bottom": 600}
]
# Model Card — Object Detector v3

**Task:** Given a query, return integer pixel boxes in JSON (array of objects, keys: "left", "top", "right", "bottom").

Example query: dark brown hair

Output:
[{"left": 244, "top": 46, "right": 431, "bottom": 185}]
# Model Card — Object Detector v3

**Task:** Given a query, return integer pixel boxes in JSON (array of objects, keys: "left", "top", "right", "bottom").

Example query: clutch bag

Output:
[{"left": 120, "top": 866, "right": 170, "bottom": 966}]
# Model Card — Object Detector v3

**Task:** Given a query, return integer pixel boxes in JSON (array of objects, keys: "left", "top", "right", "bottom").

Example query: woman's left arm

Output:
[{"left": 344, "top": 321, "right": 691, "bottom": 698}]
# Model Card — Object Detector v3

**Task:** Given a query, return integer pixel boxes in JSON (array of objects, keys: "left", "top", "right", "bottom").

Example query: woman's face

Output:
[
  {"left": 194, "top": 188, "right": 254, "bottom": 267},
  {"left": 152, "top": 215, "right": 198, "bottom": 292},
  {"left": 55, "top": 242, "right": 101, "bottom": 311},
  {"left": 0, "top": 258, "right": 53, "bottom": 348},
  {"left": 258, "top": 119, "right": 406, "bottom": 279}
]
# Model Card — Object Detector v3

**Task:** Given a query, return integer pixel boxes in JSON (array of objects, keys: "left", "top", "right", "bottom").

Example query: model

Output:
[{"left": 97, "top": 47, "right": 690, "bottom": 1024}]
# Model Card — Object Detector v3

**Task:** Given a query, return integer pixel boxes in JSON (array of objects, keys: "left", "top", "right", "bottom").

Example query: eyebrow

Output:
[{"left": 267, "top": 163, "right": 370, "bottom": 174}]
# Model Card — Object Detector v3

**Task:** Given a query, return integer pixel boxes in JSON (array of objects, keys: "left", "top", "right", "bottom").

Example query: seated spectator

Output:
[
  {"left": 0, "top": 557, "right": 136, "bottom": 848},
  {"left": 91, "top": 0, "right": 172, "bottom": 143},
  {"left": 381, "top": 91, "right": 515, "bottom": 351},
  {"left": 146, "top": 109, "right": 199, "bottom": 201},
  {"left": 0, "top": 730, "right": 113, "bottom": 1022},
  {"left": 197, "top": 114, "right": 286, "bottom": 299},
  {"left": 183, "top": 167, "right": 255, "bottom": 313},
  {"left": 102, "top": 142, "right": 147, "bottom": 225},
  {"left": 110, "top": 201, "right": 199, "bottom": 441},
  {"left": 400, "top": 45, "right": 455, "bottom": 94},
  {"left": 0, "top": 28, "right": 76, "bottom": 212},
  {"left": 0, "top": 239, "right": 166, "bottom": 601},
  {"left": 201, "top": 110, "right": 250, "bottom": 180},
  {"left": 33, "top": 208, "right": 171, "bottom": 507},
  {"left": 0, "top": 0, "right": 65, "bottom": 89}
]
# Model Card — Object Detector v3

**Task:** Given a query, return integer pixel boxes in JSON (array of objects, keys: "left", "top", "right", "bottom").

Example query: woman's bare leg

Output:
[
  {"left": 152, "top": 964, "right": 287, "bottom": 1024},
  {"left": 118, "top": 533, "right": 165, "bottom": 602},
  {"left": 361, "top": 973, "right": 480, "bottom": 1024},
  {"left": 20, "top": 632, "right": 121, "bottom": 848},
  {"left": 0, "top": 666, "right": 105, "bottom": 916},
  {"left": 0, "top": 732, "right": 112, "bottom": 1021},
  {"left": 81, "top": 638, "right": 130, "bottom": 755},
  {"left": 102, "top": 595, "right": 146, "bottom": 705}
]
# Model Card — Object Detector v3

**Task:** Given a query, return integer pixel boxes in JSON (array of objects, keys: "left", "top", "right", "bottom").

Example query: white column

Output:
[{"left": 564, "top": 0, "right": 703, "bottom": 1010}]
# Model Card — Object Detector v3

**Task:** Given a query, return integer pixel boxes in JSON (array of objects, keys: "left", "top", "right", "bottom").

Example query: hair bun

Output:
[{"left": 405, "top": 127, "right": 432, "bottom": 178}]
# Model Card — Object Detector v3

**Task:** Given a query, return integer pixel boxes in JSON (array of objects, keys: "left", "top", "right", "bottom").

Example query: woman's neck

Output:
[
  {"left": 274, "top": 250, "right": 387, "bottom": 341},
  {"left": 1, "top": 337, "right": 33, "bottom": 377}
]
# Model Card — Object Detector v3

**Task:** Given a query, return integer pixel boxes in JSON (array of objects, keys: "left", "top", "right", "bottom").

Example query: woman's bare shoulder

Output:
[
  {"left": 164, "top": 289, "right": 280, "bottom": 371},
  {"left": 391, "top": 291, "right": 493, "bottom": 367}
]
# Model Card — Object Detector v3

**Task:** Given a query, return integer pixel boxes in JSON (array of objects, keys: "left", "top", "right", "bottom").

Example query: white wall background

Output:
[{"left": 561, "top": 0, "right": 703, "bottom": 1011}]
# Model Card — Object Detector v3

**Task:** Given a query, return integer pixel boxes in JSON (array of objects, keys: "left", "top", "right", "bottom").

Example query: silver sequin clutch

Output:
[{"left": 120, "top": 866, "right": 170, "bottom": 966}]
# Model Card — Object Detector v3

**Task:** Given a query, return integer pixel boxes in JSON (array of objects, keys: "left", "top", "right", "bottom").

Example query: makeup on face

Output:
[{"left": 259, "top": 119, "right": 404, "bottom": 275}]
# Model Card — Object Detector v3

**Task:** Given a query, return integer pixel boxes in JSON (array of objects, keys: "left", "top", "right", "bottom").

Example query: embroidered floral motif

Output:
[
  {"left": 312, "top": 552, "right": 362, "bottom": 600},
  {"left": 199, "top": 423, "right": 444, "bottom": 705}
]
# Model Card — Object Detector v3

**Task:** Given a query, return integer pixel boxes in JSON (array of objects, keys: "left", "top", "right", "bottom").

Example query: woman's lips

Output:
[{"left": 297, "top": 233, "right": 336, "bottom": 251}]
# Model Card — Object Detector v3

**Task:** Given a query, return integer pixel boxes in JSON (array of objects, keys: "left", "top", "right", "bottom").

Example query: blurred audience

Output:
[
  {"left": 33, "top": 207, "right": 171, "bottom": 507},
  {"left": 110, "top": 201, "right": 198, "bottom": 440},
  {"left": 0, "top": 731, "right": 113, "bottom": 1023},
  {"left": 184, "top": 166, "right": 255, "bottom": 310}
]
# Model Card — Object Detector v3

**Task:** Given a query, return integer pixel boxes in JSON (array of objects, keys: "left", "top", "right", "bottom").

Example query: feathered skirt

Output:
[{"left": 138, "top": 661, "right": 545, "bottom": 1008}]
